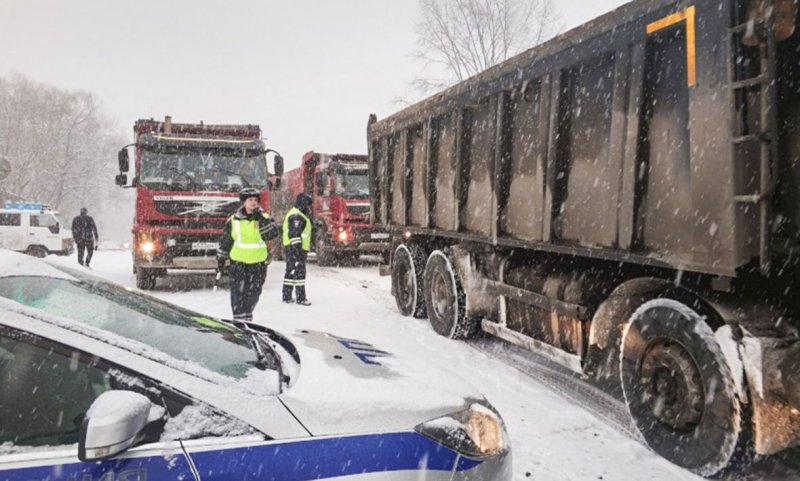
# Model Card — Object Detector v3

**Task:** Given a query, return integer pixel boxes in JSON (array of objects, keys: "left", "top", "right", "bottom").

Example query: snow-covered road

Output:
[{"left": 66, "top": 250, "right": 795, "bottom": 481}]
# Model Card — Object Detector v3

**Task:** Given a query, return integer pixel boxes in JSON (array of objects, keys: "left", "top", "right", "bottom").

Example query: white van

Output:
[{"left": 0, "top": 204, "right": 74, "bottom": 257}]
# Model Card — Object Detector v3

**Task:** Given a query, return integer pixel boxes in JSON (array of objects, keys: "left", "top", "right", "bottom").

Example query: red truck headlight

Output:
[{"left": 136, "top": 232, "right": 161, "bottom": 255}]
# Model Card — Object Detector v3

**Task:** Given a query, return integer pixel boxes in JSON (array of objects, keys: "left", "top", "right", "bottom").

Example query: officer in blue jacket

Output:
[{"left": 282, "top": 193, "right": 313, "bottom": 306}]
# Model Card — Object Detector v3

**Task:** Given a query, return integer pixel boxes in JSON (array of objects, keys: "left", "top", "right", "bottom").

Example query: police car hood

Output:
[{"left": 278, "top": 330, "right": 482, "bottom": 436}]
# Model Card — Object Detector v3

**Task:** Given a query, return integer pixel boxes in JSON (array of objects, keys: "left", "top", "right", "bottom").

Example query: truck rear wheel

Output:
[
  {"left": 392, "top": 244, "right": 426, "bottom": 318},
  {"left": 423, "top": 250, "right": 478, "bottom": 340},
  {"left": 620, "top": 299, "right": 742, "bottom": 476},
  {"left": 135, "top": 268, "right": 157, "bottom": 290}
]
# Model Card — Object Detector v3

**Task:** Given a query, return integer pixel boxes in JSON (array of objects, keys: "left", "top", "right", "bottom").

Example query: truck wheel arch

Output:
[{"left": 584, "top": 277, "right": 726, "bottom": 396}]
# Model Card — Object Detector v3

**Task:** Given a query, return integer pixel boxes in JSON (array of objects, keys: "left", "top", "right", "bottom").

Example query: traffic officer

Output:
[
  {"left": 217, "top": 187, "right": 278, "bottom": 322},
  {"left": 282, "top": 193, "right": 313, "bottom": 306}
]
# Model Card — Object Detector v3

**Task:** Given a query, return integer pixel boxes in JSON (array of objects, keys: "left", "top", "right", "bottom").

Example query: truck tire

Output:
[
  {"left": 620, "top": 299, "right": 742, "bottom": 476},
  {"left": 135, "top": 268, "right": 157, "bottom": 290},
  {"left": 315, "top": 235, "right": 336, "bottom": 267},
  {"left": 25, "top": 246, "right": 48, "bottom": 258},
  {"left": 423, "top": 250, "right": 478, "bottom": 340},
  {"left": 392, "top": 244, "right": 427, "bottom": 318}
]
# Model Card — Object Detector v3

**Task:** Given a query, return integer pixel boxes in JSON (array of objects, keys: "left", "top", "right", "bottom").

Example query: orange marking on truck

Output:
[{"left": 646, "top": 5, "right": 697, "bottom": 87}]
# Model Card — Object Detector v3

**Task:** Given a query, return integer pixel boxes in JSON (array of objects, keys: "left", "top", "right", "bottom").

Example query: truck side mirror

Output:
[
  {"left": 274, "top": 155, "right": 284, "bottom": 177},
  {"left": 115, "top": 174, "right": 128, "bottom": 186},
  {"left": 118, "top": 149, "right": 129, "bottom": 173}
]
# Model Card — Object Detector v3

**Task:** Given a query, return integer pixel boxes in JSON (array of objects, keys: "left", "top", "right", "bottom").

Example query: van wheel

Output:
[
  {"left": 135, "top": 269, "right": 157, "bottom": 290},
  {"left": 423, "top": 250, "right": 478, "bottom": 340},
  {"left": 620, "top": 299, "right": 742, "bottom": 476},
  {"left": 25, "top": 246, "right": 48, "bottom": 258},
  {"left": 392, "top": 244, "right": 426, "bottom": 318}
]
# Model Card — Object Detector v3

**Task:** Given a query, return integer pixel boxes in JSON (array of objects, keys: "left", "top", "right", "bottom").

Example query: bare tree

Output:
[
  {"left": 412, "top": 0, "right": 559, "bottom": 96},
  {"left": 0, "top": 74, "right": 129, "bottom": 236}
]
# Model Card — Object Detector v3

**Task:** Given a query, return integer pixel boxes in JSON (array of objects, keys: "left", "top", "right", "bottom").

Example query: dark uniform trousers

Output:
[
  {"left": 230, "top": 261, "right": 267, "bottom": 322},
  {"left": 76, "top": 240, "right": 95, "bottom": 266},
  {"left": 282, "top": 249, "right": 307, "bottom": 302}
]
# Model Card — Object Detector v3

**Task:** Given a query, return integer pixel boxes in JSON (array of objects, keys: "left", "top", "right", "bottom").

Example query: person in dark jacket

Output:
[
  {"left": 282, "top": 193, "right": 313, "bottom": 306},
  {"left": 217, "top": 187, "right": 278, "bottom": 323},
  {"left": 71, "top": 207, "right": 99, "bottom": 267}
]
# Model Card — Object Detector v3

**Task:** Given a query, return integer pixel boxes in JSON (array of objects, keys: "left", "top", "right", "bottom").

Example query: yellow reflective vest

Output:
[
  {"left": 282, "top": 207, "right": 312, "bottom": 251},
  {"left": 229, "top": 213, "right": 271, "bottom": 264}
]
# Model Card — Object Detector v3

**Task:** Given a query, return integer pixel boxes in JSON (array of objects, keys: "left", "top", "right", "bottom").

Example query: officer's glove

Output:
[
  {"left": 216, "top": 254, "right": 228, "bottom": 274},
  {"left": 260, "top": 222, "right": 279, "bottom": 240}
]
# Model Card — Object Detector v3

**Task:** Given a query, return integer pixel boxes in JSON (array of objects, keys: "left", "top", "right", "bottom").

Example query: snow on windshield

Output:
[{"left": 0, "top": 295, "right": 281, "bottom": 397}]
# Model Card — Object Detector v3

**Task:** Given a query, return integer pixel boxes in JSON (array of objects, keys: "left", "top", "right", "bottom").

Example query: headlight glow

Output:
[
  {"left": 337, "top": 231, "right": 349, "bottom": 242},
  {"left": 415, "top": 403, "right": 507, "bottom": 458},
  {"left": 140, "top": 241, "right": 155, "bottom": 254}
]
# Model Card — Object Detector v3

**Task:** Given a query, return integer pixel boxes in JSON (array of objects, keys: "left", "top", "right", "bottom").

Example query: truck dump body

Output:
[
  {"left": 369, "top": 0, "right": 800, "bottom": 278},
  {"left": 370, "top": 0, "right": 800, "bottom": 475}
]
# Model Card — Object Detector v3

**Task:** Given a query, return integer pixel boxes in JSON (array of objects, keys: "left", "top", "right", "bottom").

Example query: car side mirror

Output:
[
  {"left": 51, "top": 223, "right": 59, "bottom": 234},
  {"left": 274, "top": 155, "right": 284, "bottom": 177},
  {"left": 78, "top": 390, "right": 154, "bottom": 461},
  {"left": 118, "top": 149, "right": 130, "bottom": 173},
  {"left": 115, "top": 174, "right": 128, "bottom": 187}
]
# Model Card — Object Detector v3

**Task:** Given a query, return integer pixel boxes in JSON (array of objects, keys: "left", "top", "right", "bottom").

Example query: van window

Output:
[
  {"left": 0, "top": 214, "right": 20, "bottom": 226},
  {"left": 31, "top": 214, "right": 59, "bottom": 234}
]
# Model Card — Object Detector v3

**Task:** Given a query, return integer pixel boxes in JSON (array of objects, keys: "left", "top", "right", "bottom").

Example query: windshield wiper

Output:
[
  {"left": 234, "top": 322, "right": 288, "bottom": 392},
  {"left": 207, "top": 166, "right": 251, "bottom": 187},
  {"left": 164, "top": 167, "right": 201, "bottom": 188}
]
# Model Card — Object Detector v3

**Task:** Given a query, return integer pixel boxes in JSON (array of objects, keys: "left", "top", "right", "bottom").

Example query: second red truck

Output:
[{"left": 273, "top": 151, "right": 389, "bottom": 265}]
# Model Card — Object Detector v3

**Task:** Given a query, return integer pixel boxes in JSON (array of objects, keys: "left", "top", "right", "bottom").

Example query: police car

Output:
[
  {"left": 0, "top": 202, "right": 74, "bottom": 258},
  {"left": 0, "top": 251, "right": 511, "bottom": 480}
]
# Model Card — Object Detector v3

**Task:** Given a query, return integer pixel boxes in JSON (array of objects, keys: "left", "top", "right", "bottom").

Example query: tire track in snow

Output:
[{"left": 468, "top": 337, "right": 642, "bottom": 441}]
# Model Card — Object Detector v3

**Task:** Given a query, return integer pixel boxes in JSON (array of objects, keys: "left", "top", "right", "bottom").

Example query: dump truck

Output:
[
  {"left": 272, "top": 151, "right": 389, "bottom": 265},
  {"left": 368, "top": 0, "right": 800, "bottom": 475},
  {"left": 115, "top": 116, "right": 283, "bottom": 289}
]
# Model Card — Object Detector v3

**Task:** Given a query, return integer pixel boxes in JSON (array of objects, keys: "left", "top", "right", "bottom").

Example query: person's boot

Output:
[
  {"left": 282, "top": 298, "right": 294, "bottom": 304},
  {"left": 296, "top": 299, "right": 312, "bottom": 306}
]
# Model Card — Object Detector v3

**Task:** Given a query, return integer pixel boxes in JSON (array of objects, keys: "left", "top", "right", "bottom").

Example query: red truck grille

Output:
[
  {"left": 346, "top": 204, "right": 370, "bottom": 217},
  {"left": 150, "top": 219, "right": 226, "bottom": 230}
]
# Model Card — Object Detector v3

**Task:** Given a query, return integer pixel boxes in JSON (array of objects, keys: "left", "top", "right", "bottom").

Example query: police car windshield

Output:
[
  {"left": 140, "top": 148, "right": 268, "bottom": 192},
  {"left": 0, "top": 273, "right": 262, "bottom": 380}
]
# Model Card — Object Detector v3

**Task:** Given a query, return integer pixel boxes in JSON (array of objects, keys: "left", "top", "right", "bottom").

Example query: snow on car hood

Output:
[
  {"left": 0, "top": 249, "right": 77, "bottom": 279},
  {"left": 278, "top": 329, "right": 483, "bottom": 436}
]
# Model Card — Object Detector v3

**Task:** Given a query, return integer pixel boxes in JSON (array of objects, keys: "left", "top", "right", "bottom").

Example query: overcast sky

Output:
[{"left": 0, "top": 0, "right": 628, "bottom": 170}]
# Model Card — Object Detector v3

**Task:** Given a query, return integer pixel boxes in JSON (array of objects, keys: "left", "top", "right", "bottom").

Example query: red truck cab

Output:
[
  {"left": 274, "top": 151, "right": 388, "bottom": 265},
  {"left": 115, "top": 116, "right": 283, "bottom": 289}
]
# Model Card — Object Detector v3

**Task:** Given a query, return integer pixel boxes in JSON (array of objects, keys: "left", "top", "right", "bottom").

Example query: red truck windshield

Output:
[
  {"left": 333, "top": 168, "right": 369, "bottom": 199},
  {"left": 140, "top": 149, "right": 268, "bottom": 192}
]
